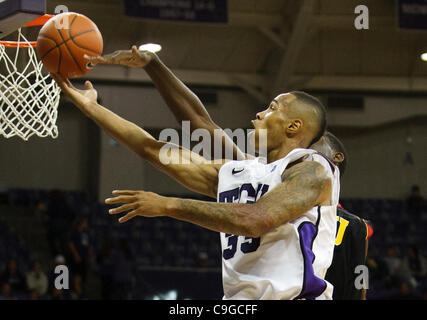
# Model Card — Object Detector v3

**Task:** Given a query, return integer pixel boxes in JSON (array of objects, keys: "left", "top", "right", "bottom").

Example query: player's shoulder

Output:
[
  {"left": 337, "top": 207, "right": 369, "bottom": 237},
  {"left": 283, "top": 148, "right": 339, "bottom": 179},
  {"left": 220, "top": 157, "right": 260, "bottom": 166},
  {"left": 217, "top": 157, "right": 261, "bottom": 175},
  {"left": 307, "top": 150, "right": 339, "bottom": 176},
  {"left": 286, "top": 147, "right": 317, "bottom": 161},
  {"left": 337, "top": 207, "right": 362, "bottom": 221},
  {"left": 280, "top": 148, "right": 328, "bottom": 172}
]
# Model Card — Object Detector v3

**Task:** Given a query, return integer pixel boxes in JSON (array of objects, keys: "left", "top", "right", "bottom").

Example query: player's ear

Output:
[
  {"left": 286, "top": 119, "right": 302, "bottom": 134},
  {"left": 333, "top": 152, "right": 344, "bottom": 164}
]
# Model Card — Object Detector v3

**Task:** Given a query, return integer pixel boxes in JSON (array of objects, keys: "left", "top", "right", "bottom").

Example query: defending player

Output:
[
  {"left": 311, "top": 132, "right": 373, "bottom": 300},
  {"left": 51, "top": 71, "right": 339, "bottom": 299}
]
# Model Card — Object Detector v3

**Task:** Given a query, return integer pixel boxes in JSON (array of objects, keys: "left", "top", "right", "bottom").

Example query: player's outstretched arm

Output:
[
  {"left": 85, "top": 46, "right": 218, "bottom": 131},
  {"left": 86, "top": 46, "right": 249, "bottom": 161},
  {"left": 106, "top": 161, "right": 331, "bottom": 237},
  {"left": 51, "top": 74, "right": 222, "bottom": 198}
]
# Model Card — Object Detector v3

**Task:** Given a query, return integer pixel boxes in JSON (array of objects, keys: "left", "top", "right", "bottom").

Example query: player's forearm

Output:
[
  {"left": 144, "top": 53, "right": 249, "bottom": 160},
  {"left": 165, "top": 198, "right": 270, "bottom": 237},
  {"left": 83, "top": 101, "right": 154, "bottom": 155},
  {"left": 144, "top": 53, "right": 214, "bottom": 129},
  {"left": 165, "top": 162, "right": 331, "bottom": 237},
  {"left": 165, "top": 196, "right": 312, "bottom": 237}
]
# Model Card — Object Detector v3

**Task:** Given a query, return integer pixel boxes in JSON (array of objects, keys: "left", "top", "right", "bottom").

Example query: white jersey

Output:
[{"left": 217, "top": 148, "right": 340, "bottom": 300}]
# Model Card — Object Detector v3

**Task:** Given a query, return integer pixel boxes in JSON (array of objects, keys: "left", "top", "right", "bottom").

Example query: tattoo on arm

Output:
[
  {"left": 254, "top": 161, "right": 331, "bottom": 228},
  {"left": 167, "top": 161, "right": 331, "bottom": 237},
  {"left": 171, "top": 199, "right": 257, "bottom": 236}
]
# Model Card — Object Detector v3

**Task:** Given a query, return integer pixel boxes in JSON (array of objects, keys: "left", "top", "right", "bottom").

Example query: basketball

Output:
[{"left": 36, "top": 12, "right": 103, "bottom": 79}]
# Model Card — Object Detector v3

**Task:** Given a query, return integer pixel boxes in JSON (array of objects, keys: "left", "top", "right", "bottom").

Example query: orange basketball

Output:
[{"left": 36, "top": 12, "right": 103, "bottom": 79}]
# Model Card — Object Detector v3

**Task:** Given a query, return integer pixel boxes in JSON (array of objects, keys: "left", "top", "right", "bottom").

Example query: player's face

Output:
[{"left": 250, "top": 93, "right": 296, "bottom": 153}]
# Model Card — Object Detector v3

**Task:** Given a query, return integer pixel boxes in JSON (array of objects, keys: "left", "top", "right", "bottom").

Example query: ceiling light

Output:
[
  {"left": 139, "top": 43, "right": 162, "bottom": 53},
  {"left": 421, "top": 53, "right": 427, "bottom": 61}
]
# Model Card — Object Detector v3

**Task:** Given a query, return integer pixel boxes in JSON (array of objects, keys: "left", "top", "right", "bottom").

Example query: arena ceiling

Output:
[{"left": 45, "top": 0, "right": 427, "bottom": 100}]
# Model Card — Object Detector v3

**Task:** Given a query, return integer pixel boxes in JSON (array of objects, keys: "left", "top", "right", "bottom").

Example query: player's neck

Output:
[{"left": 266, "top": 141, "right": 300, "bottom": 163}]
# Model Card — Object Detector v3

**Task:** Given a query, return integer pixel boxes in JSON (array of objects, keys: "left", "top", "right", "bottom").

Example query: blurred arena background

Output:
[{"left": 0, "top": 0, "right": 427, "bottom": 300}]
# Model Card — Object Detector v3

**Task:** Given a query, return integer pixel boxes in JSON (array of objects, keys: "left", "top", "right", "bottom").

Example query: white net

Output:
[{"left": 0, "top": 28, "right": 61, "bottom": 140}]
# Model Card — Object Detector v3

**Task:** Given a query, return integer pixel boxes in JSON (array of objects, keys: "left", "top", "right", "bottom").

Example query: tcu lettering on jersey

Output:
[{"left": 219, "top": 183, "right": 269, "bottom": 260}]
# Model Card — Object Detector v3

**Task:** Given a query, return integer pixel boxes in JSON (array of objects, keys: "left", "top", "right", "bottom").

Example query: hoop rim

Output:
[
  {"left": 23, "top": 14, "right": 55, "bottom": 27},
  {"left": 0, "top": 41, "right": 37, "bottom": 48},
  {"left": 0, "top": 14, "right": 54, "bottom": 48}
]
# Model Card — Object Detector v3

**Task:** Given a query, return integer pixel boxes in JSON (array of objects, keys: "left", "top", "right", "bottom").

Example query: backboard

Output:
[{"left": 0, "top": 0, "right": 46, "bottom": 39}]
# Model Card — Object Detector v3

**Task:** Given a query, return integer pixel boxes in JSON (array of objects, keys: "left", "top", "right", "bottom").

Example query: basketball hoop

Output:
[{"left": 0, "top": 14, "right": 62, "bottom": 140}]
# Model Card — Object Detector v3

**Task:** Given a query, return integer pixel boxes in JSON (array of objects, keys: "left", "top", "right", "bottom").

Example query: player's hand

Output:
[
  {"left": 84, "top": 45, "right": 153, "bottom": 68},
  {"left": 50, "top": 73, "right": 98, "bottom": 110},
  {"left": 105, "top": 190, "right": 166, "bottom": 223}
]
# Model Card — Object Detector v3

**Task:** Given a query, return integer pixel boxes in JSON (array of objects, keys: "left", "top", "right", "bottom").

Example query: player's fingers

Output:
[
  {"left": 131, "top": 45, "right": 140, "bottom": 57},
  {"left": 118, "top": 210, "right": 138, "bottom": 223},
  {"left": 52, "top": 73, "right": 70, "bottom": 88},
  {"left": 57, "top": 78, "right": 80, "bottom": 95},
  {"left": 108, "top": 203, "right": 136, "bottom": 215},
  {"left": 110, "top": 51, "right": 124, "bottom": 63},
  {"left": 84, "top": 54, "right": 104, "bottom": 65},
  {"left": 85, "top": 81, "right": 94, "bottom": 90},
  {"left": 49, "top": 73, "right": 63, "bottom": 85},
  {"left": 105, "top": 195, "right": 136, "bottom": 204},
  {"left": 65, "top": 78, "right": 78, "bottom": 90},
  {"left": 112, "top": 190, "right": 137, "bottom": 196},
  {"left": 50, "top": 73, "right": 71, "bottom": 92},
  {"left": 83, "top": 54, "right": 95, "bottom": 62}
]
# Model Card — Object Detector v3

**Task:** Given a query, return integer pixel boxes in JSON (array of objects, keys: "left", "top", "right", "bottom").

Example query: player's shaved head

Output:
[
  {"left": 324, "top": 131, "right": 348, "bottom": 177},
  {"left": 310, "top": 131, "right": 348, "bottom": 178},
  {"left": 286, "top": 91, "right": 327, "bottom": 147}
]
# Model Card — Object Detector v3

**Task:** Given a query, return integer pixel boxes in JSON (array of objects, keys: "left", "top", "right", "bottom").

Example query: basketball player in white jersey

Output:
[
  {"left": 86, "top": 47, "right": 371, "bottom": 299},
  {"left": 51, "top": 55, "right": 339, "bottom": 299}
]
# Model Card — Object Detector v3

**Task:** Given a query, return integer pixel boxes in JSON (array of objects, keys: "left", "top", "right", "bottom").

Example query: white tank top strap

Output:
[
  {"left": 275, "top": 148, "right": 317, "bottom": 177},
  {"left": 302, "top": 151, "right": 341, "bottom": 206}
]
